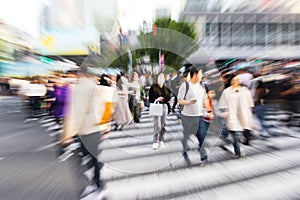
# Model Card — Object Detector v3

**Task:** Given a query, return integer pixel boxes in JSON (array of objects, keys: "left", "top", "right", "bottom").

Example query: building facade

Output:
[{"left": 180, "top": 0, "right": 300, "bottom": 63}]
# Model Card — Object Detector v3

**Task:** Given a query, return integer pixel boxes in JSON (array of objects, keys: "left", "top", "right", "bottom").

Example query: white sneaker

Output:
[
  {"left": 152, "top": 142, "right": 159, "bottom": 150},
  {"left": 160, "top": 141, "right": 165, "bottom": 148}
]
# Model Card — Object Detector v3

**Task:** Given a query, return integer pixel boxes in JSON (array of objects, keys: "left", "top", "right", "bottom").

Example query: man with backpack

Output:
[{"left": 178, "top": 66, "right": 213, "bottom": 167}]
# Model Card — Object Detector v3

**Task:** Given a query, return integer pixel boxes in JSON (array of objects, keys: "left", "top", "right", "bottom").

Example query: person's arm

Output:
[
  {"left": 163, "top": 87, "right": 171, "bottom": 103},
  {"left": 178, "top": 82, "right": 195, "bottom": 105},
  {"left": 218, "top": 91, "right": 228, "bottom": 118},
  {"left": 280, "top": 84, "right": 300, "bottom": 96},
  {"left": 204, "top": 92, "right": 214, "bottom": 120},
  {"left": 149, "top": 85, "right": 156, "bottom": 103}
]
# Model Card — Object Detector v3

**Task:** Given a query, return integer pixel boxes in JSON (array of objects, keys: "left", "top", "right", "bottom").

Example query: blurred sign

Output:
[
  {"left": 38, "top": 29, "right": 99, "bottom": 56},
  {"left": 37, "top": 0, "right": 100, "bottom": 56}
]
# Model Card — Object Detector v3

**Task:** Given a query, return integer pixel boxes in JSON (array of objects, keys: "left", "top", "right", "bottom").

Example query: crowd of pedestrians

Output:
[{"left": 9, "top": 60, "right": 298, "bottom": 198}]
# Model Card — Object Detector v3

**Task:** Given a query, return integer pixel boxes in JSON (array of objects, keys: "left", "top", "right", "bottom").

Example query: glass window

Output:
[
  {"left": 206, "top": 23, "right": 210, "bottom": 38},
  {"left": 256, "top": 24, "right": 265, "bottom": 46},
  {"left": 220, "top": 23, "right": 231, "bottom": 46},
  {"left": 232, "top": 24, "right": 243, "bottom": 46},
  {"left": 281, "top": 24, "right": 289, "bottom": 45},
  {"left": 288, "top": 24, "right": 295, "bottom": 45},
  {"left": 268, "top": 24, "right": 277, "bottom": 46},
  {"left": 210, "top": 23, "right": 219, "bottom": 46},
  {"left": 244, "top": 24, "right": 254, "bottom": 46}
]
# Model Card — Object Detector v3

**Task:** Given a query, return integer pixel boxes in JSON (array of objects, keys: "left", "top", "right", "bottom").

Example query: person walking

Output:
[
  {"left": 218, "top": 75, "right": 254, "bottom": 158},
  {"left": 178, "top": 67, "right": 213, "bottom": 166},
  {"left": 128, "top": 72, "right": 142, "bottom": 123},
  {"left": 69, "top": 68, "right": 115, "bottom": 197},
  {"left": 149, "top": 73, "right": 171, "bottom": 150},
  {"left": 113, "top": 73, "right": 133, "bottom": 131}
]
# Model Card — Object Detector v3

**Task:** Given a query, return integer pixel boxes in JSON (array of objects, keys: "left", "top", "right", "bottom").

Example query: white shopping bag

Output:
[{"left": 149, "top": 100, "right": 163, "bottom": 116}]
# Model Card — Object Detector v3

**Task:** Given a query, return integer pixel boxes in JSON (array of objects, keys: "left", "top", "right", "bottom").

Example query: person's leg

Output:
[
  {"left": 91, "top": 156, "right": 103, "bottom": 188},
  {"left": 230, "top": 131, "right": 241, "bottom": 157},
  {"left": 181, "top": 115, "right": 191, "bottom": 155},
  {"left": 181, "top": 116, "right": 199, "bottom": 157},
  {"left": 197, "top": 117, "right": 209, "bottom": 162},
  {"left": 243, "top": 129, "right": 251, "bottom": 145},
  {"left": 220, "top": 122, "right": 229, "bottom": 138},
  {"left": 153, "top": 116, "right": 161, "bottom": 144},
  {"left": 80, "top": 132, "right": 102, "bottom": 189},
  {"left": 159, "top": 105, "right": 168, "bottom": 142},
  {"left": 254, "top": 105, "right": 270, "bottom": 136},
  {"left": 134, "top": 105, "right": 140, "bottom": 123},
  {"left": 172, "top": 95, "right": 178, "bottom": 111}
]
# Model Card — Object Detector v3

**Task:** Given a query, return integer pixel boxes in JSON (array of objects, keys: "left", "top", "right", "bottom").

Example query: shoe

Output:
[
  {"left": 152, "top": 142, "right": 159, "bottom": 150},
  {"left": 235, "top": 154, "right": 241, "bottom": 159},
  {"left": 200, "top": 160, "right": 209, "bottom": 167},
  {"left": 80, "top": 184, "right": 99, "bottom": 198},
  {"left": 113, "top": 125, "right": 118, "bottom": 131},
  {"left": 159, "top": 141, "right": 165, "bottom": 148},
  {"left": 260, "top": 129, "right": 270, "bottom": 138},
  {"left": 118, "top": 124, "right": 124, "bottom": 131},
  {"left": 242, "top": 141, "right": 251, "bottom": 146},
  {"left": 183, "top": 152, "right": 191, "bottom": 165},
  {"left": 183, "top": 152, "right": 189, "bottom": 160}
]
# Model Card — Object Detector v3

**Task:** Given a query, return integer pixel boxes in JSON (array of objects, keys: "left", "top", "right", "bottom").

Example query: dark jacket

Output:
[{"left": 149, "top": 84, "right": 171, "bottom": 104}]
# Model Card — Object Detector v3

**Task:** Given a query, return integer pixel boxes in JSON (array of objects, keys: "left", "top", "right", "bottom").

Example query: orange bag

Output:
[{"left": 98, "top": 102, "right": 113, "bottom": 125}]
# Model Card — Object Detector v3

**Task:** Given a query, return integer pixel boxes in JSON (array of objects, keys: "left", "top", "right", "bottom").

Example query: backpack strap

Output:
[
  {"left": 180, "top": 81, "right": 189, "bottom": 111},
  {"left": 183, "top": 81, "right": 189, "bottom": 100}
]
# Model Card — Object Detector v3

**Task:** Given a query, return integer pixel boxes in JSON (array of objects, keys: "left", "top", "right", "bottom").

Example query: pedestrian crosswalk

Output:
[{"left": 33, "top": 104, "right": 300, "bottom": 200}]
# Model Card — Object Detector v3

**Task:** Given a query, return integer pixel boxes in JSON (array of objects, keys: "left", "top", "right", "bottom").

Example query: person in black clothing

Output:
[
  {"left": 149, "top": 73, "right": 171, "bottom": 150},
  {"left": 168, "top": 71, "right": 181, "bottom": 112}
]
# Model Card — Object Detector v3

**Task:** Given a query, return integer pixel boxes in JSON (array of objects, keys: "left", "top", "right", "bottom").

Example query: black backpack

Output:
[{"left": 179, "top": 81, "right": 189, "bottom": 111}]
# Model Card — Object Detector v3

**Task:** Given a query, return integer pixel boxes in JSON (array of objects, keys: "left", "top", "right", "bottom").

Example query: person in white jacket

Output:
[
  {"left": 218, "top": 75, "right": 254, "bottom": 158},
  {"left": 68, "top": 69, "right": 116, "bottom": 197}
]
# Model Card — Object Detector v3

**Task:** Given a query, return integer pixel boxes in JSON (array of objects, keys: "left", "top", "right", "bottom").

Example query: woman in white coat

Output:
[
  {"left": 113, "top": 73, "right": 133, "bottom": 131},
  {"left": 218, "top": 75, "right": 254, "bottom": 158}
]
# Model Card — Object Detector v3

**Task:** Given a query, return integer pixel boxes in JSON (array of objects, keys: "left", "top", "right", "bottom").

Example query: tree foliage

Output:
[{"left": 138, "top": 17, "right": 198, "bottom": 70}]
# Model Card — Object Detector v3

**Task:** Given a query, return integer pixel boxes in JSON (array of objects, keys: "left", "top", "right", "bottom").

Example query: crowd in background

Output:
[{"left": 0, "top": 59, "right": 299, "bottom": 197}]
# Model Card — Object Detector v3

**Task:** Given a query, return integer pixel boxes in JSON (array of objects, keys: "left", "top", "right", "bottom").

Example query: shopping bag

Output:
[
  {"left": 149, "top": 101, "right": 163, "bottom": 116},
  {"left": 98, "top": 102, "right": 114, "bottom": 125}
]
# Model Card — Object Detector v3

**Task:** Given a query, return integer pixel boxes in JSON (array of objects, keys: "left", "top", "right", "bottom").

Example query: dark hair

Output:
[
  {"left": 227, "top": 74, "right": 237, "bottom": 86},
  {"left": 116, "top": 75, "right": 123, "bottom": 90},
  {"left": 189, "top": 66, "right": 198, "bottom": 78},
  {"left": 183, "top": 65, "right": 198, "bottom": 78},
  {"left": 100, "top": 74, "right": 110, "bottom": 86}
]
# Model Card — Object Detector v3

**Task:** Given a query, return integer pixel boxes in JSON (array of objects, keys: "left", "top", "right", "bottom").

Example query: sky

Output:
[
  {"left": 0, "top": 0, "right": 183, "bottom": 37},
  {"left": 118, "top": 0, "right": 182, "bottom": 32},
  {"left": 0, "top": 0, "right": 42, "bottom": 37}
]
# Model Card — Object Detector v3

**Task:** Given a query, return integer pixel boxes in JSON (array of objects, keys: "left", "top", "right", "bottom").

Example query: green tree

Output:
[{"left": 138, "top": 17, "right": 198, "bottom": 70}]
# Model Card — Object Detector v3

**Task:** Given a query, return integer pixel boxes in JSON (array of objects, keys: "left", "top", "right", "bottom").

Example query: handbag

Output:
[
  {"left": 98, "top": 102, "right": 114, "bottom": 125},
  {"left": 149, "top": 100, "right": 163, "bottom": 116}
]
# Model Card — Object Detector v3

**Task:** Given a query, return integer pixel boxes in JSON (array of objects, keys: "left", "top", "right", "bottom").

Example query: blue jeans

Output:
[
  {"left": 181, "top": 116, "right": 210, "bottom": 161},
  {"left": 196, "top": 117, "right": 209, "bottom": 161},
  {"left": 221, "top": 128, "right": 241, "bottom": 156}
]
